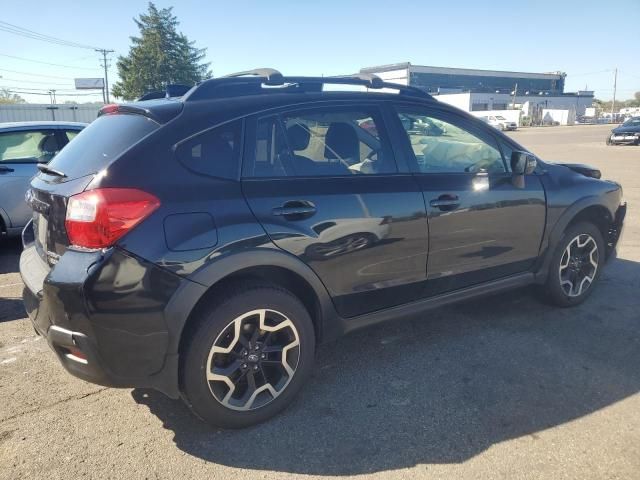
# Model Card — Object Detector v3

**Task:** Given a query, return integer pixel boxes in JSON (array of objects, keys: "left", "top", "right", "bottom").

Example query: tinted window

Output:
[
  {"left": 247, "top": 108, "right": 396, "bottom": 178},
  {"left": 48, "top": 114, "right": 158, "bottom": 179},
  {"left": 396, "top": 108, "right": 506, "bottom": 174},
  {"left": 249, "top": 116, "right": 289, "bottom": 177},
  {"left": 175, "top": 121, "right": 241, "bottom": 179},
  {"left": 0, "top": 130, "right": 59, "bottom": 164},
  {"left": 64, "top": 130, "right": 80, "bottom": 142}
]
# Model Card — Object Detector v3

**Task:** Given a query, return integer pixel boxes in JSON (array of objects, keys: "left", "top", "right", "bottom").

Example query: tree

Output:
[
  {"left": 111, "top": 3, "right": 211, "bottom": 100},
  {"left": 593, "top": 92, "right": 640, "bottom": 112},
  {"left": 0, "top": 88, "right": 25, "bottom": 104}
]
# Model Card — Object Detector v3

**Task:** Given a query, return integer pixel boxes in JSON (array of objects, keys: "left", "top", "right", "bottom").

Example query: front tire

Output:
[
  {"left": 181, "top": 282, "right": 315, "bottom": 428},
  {"left": 544, "top": 222, "right": 604, "bottom": 307}
]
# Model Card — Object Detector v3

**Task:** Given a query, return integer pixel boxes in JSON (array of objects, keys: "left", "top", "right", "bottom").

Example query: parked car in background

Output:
[
  {"left": 20, "top": 70, "right": 625, "bottom": 428},
  {"left": 607, "top": 116, "right": 640, "bottom": 146},
  {"left": 484, "top": 115, "right": 518, "bottom": 131},
  {"left": 0, "top": 122, "right": 86, "bottom": 236}
]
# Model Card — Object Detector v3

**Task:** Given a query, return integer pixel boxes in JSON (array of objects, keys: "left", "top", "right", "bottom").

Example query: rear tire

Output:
[
  {"left": 543, "top": 222, "right": 605, "bottom": 307},
  {"left": 181, "top": 282, "right": 315, "bottom": 428}
]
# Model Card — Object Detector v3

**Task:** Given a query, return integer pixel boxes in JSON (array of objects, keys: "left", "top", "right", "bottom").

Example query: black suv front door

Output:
[
  {"left": 391, "top": 103, "right": 546, "bottom": 296},
  {"left": 241, "top": 103, "right": 429, "bottom": 317}
]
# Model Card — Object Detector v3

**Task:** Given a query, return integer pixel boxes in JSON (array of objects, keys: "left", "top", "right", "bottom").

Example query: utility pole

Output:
[
  {"left": 511, "top": 82, "right": 518, "bottom": 110},
  {"left": 96, "top": 48, "right": 115, "bottom": 103},
  {"left": 51, "top": 89, "right": 56, "bottom": 104},
  {"left": 611, "top": 67, "right": 618, "bottom": 122}
]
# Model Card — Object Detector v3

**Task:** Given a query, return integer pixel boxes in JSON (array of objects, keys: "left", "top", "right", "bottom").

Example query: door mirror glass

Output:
[{"left": 510, "top": 151, "right": 537, "bottom": 175}]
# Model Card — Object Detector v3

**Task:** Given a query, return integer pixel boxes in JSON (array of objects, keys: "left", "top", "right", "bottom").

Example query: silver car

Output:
[{"left": 0, "top": 121, "right": 86, "bottom": 237}]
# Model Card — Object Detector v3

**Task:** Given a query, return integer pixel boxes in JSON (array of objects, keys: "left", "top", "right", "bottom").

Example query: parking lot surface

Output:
[{"left": 0, "top": 124, "right": 638, "bottom": 480}]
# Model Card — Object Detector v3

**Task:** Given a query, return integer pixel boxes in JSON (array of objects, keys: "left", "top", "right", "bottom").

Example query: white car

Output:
[
  {"left": 0, "top": 121, "right": 86, "bottom": 237},
  {"left": 483, "top": 115, "right": 517, "bottom": 131}
]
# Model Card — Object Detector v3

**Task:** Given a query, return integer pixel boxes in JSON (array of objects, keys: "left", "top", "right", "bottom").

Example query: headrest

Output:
[
  {"left": 324, "top": 122, "right": 359, "bottom": 160},
  {"left": 287, "top": 124, "right": 311, "bottom": 151}
]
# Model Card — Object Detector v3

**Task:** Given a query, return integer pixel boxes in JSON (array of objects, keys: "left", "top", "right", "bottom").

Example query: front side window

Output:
[
  {"left": 247, "top": 107, "right": 397, "bottom": 178},
  {"left": 175, "top": 121, "right": 241, "bottom": 179},
  {"left": 0, "top": 130, "right": 59, "bottom": 164},
  {"left": 396, "top": 108, "right": 506, "bottom": 174}
]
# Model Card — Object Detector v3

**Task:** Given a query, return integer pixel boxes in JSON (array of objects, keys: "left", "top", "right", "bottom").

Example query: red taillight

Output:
[
  {"left": 65, "top": 188, "right": 160, "bottom": 249},
  {"left": 99, "top": 104, "right": 119, "bottom": 116}
]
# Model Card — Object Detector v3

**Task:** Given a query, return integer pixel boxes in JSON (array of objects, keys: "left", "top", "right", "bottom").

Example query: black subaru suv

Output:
[
  {"left": 20, "top": 69, "right": 626, "bottom": 428},
  {"left": 606, "top": 116, "right": 640, "bottom": 145}
]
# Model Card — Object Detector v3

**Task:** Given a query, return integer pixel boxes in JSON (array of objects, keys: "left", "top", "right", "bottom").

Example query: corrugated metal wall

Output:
[{"left": 0, "top": 104, "right": 100, "bottom": 123}]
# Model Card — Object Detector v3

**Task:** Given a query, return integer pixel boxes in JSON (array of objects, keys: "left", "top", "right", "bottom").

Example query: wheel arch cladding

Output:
[
  {"left": 565, "top": 204, "right": 612, "bottom": 242},
  {"left": 536, "top": 197, "right": 616, "bottom": 282},
  {"left": 550, "top": 197, "right": 615, "bottom": 250},
  {"left": 165, "top": 250, "right": 340, "bottom": 361},
  {"left": 179, "top": 267, "right": 322, "bottom": 352}
]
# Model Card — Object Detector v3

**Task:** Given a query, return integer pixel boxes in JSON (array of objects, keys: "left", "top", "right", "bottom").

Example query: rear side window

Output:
[
  {"left": 0, "top": 130, "right": 59, "bottom": 164},
  {"left": 63, "top": 130, "right": 80, "bottom": 143},
  {"left": 47, "top": 114, "right": 158, "bottom": 179},
  {"left": 175, "top": 121, "right": 241, "bottom": 179}
]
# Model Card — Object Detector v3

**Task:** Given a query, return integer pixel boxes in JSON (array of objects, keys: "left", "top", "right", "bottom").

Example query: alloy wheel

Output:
[
  {"left": 206, "top": 309, "right": 300, "bottom": 411},
  {"left": 558, "top": 234, "right": 599, "bottom": 297}
]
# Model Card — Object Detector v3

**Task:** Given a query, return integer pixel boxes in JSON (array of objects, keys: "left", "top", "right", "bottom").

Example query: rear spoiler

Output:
[{"left": 98, "top": 101, "right": 183, "bottom": 124}]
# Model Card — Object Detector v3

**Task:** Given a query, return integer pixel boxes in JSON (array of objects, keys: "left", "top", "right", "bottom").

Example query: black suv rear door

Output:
[
  {"left": 391, "top": 102, "right": 546, "bottom": 296},
  {"left": 241, "top": 102, "right": 429, "bottom": 318}
]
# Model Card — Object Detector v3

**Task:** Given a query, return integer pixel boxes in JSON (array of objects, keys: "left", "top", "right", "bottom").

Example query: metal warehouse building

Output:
[{"left": 360, "top": 62, "right": 594, "bottom": 116}]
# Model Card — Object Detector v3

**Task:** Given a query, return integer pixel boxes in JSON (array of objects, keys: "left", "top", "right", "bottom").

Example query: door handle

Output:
[
  {"left": 430, "top": 194, "right": 460, "bottom": 209},
  {"left": 0, "top": 166, "right": 14, "bottom": 173},
  {"left": 272, "top": 200, "right": 317, "bottom": 219}
]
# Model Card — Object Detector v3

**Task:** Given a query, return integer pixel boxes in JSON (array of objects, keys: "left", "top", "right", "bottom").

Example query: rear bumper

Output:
[{"left": 20, "top": 236, "right": 186, "bottom": 398}]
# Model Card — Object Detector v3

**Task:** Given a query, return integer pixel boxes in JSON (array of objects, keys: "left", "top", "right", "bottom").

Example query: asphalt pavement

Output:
[{"left": 0, "top": 124, "right": 638, "bottom": 480}]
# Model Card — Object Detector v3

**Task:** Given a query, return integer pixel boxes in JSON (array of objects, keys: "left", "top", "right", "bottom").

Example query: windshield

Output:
[
  {"left": 622, "top": 117, "right": 640, "bottom": 127},
  {"left": 46, "top": 114, "right": 159, "bottom": 180}
]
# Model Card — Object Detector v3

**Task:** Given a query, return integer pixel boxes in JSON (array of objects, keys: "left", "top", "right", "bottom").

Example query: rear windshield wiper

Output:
[{"left": 37, "top": 164, "right": 67, "bottom": 178}]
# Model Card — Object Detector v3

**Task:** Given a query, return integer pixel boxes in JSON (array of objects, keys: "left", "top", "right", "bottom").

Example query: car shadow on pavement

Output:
[
  {"left": 134, "top": 257, "right": 640, "bottom": 475},
  {"left": 0, "top": 299, "right": 27, "bottom": 323},
  {"left": 0, "top": 237, "right": 22, "bottom": 275}
]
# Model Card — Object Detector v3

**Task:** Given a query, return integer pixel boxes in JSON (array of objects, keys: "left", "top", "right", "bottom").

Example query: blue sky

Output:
[{"left": 1, "top": 0, "right": 638, "bottom": 103}]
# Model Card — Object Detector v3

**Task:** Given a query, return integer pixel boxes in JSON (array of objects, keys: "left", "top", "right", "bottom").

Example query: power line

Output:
[
  {"left": 0, "top": 21, "right": 102, "bottom": 50},
  {"left": 0, "top": 52, "right": 100, "bottom": 70},
  {"left": 0, "top": 85, "right": 87, "bottom": 93},
  {"left": 618, "top": 70, "right": 640, "bottom": 80},
  {"left": 0, "top": 67, "right": 75, "bottom": 80},
  {"left": 3, "top": 88, "right": 102, "bottom": 97},
  {"left": 0, "top": 77, "right": 72, "bottom": 87}
]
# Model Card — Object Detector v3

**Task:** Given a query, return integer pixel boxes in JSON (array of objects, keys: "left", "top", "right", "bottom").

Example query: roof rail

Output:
[
  {"left": 222, "top": 68, "right": 284, "bottom": 85},
  {"left": 182, "top": 69, "right": 434, "bottom": 102},
  {"left": 137, "top": 83, "right": 194, "bottom": 101},
  {"left": 293, "top": 74, "right": 432, "bottom": 99}
]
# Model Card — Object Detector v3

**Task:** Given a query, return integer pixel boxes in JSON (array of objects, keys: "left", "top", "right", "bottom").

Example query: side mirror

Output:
[{"left": 511, "top": 151, "right": 537, "bottom": 175}]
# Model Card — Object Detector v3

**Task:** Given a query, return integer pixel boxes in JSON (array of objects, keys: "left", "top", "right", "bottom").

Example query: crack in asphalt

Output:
[{"left": 0, "top": 387, "right": 109, "bottom": 425}]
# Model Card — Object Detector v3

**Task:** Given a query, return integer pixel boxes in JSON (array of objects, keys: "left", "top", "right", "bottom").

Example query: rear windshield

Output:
[{"left": 47, "top": 114, "right": 159, "bottom": 179}]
